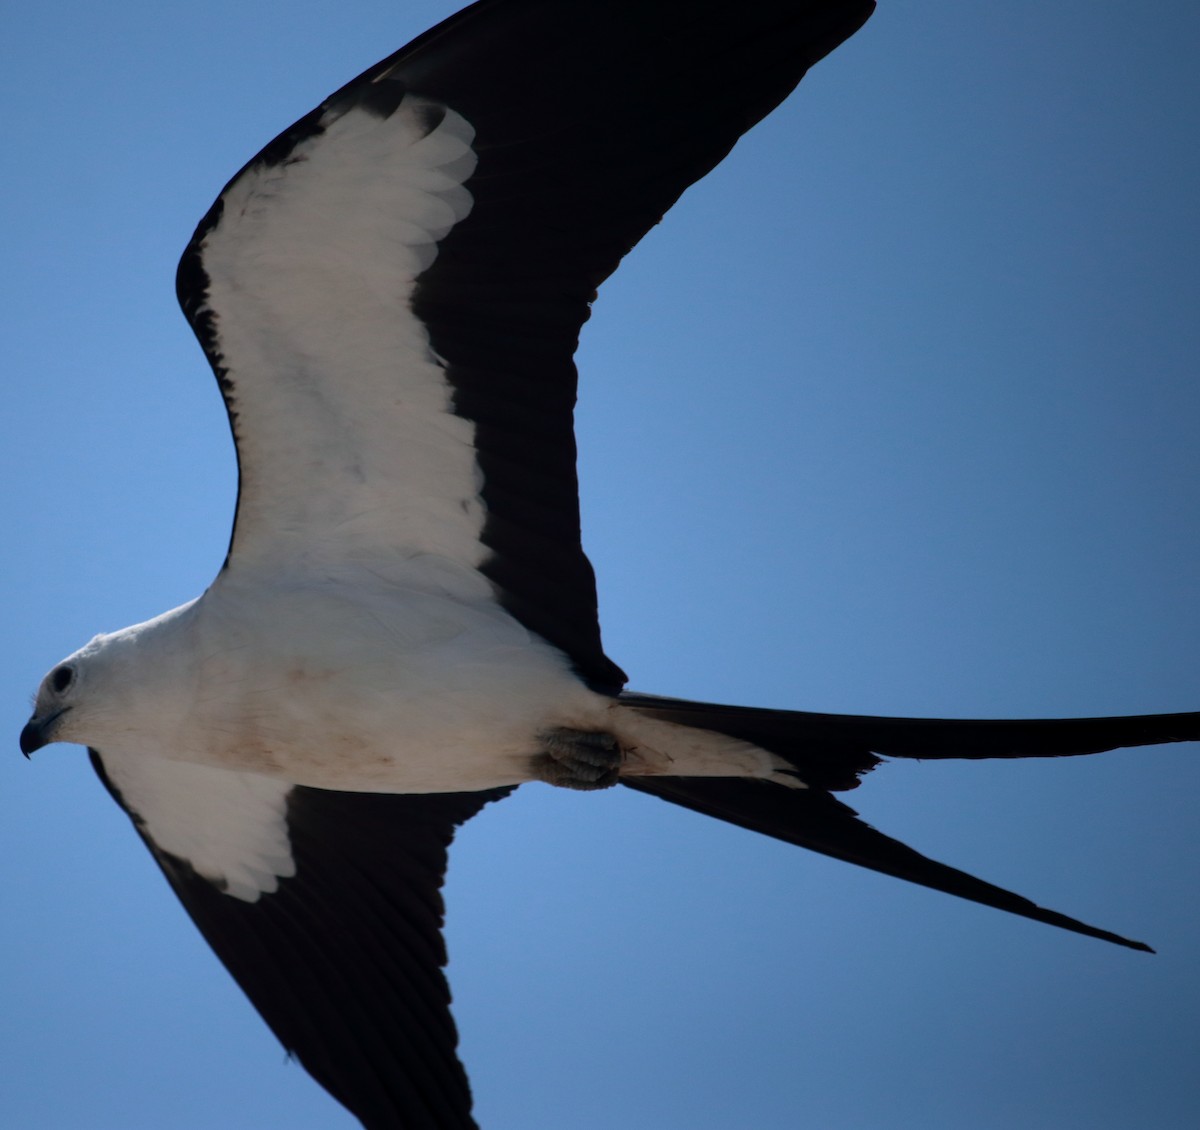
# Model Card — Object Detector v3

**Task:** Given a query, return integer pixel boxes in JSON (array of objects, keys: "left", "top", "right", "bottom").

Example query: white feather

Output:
[
  {"left": 99, "top": 749, "right": 294, "bottom": 902},
  {"left": 198, "top": 94, "right": 485, "bottom": 579}
]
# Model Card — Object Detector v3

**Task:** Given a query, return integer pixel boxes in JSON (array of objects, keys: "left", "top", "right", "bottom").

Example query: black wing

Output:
[
  {"left": 91, "top": 749, "right": 511, "bottom": 1130},
  {"left": 175, "top": 0, "right": 875, "bottom": 690}
]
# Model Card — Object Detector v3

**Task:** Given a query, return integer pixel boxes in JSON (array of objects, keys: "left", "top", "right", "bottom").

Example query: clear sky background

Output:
[{"left": 3, "top": 2, "right": 1199, "bottom": 1127}]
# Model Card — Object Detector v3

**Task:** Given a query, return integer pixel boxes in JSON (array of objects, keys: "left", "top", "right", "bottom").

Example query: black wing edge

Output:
[
  {"left": 407, "top": 0, "right": 877, "bottom": 691},
  {"left": 618, "top": 694, "right": 1200, "bottom": 950},
  {"left": 90, "top": 750, "right": 512, "bottom": 1130}
]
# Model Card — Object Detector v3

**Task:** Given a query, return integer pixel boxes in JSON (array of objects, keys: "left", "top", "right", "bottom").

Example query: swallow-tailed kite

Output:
[{"left": 20, "top": 1, "right": 1200, "bottom": 1127}]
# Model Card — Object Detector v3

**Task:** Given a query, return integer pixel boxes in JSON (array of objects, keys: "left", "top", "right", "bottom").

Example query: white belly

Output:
[{"left": 135, "top": 565, "right": 614, "bottom": 793}]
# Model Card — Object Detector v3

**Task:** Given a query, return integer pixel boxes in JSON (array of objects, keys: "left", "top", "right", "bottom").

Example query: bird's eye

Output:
[{"left": 50, "top": 665, "right": 75, "bottom": 694}]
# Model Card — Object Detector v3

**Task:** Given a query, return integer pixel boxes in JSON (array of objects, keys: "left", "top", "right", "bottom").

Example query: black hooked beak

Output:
[{"left": 20, "top": 709, "right": 65, "bottom": 758}]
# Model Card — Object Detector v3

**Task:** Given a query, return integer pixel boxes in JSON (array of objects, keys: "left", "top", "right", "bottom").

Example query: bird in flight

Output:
[{"left": 19, "top": 1, "right": 1198, "bottom": 1127}]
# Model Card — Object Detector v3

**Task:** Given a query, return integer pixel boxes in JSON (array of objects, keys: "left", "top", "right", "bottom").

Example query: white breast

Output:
[{"left": 118, "top": 562, "right": 615, "bottom": 793}]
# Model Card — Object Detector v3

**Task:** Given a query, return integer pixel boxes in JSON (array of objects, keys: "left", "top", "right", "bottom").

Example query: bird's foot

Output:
[{"left": 532, "top": 728, "right": 622, "bottom": 790}]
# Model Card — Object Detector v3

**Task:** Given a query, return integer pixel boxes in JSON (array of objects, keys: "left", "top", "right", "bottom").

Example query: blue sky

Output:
[{"left": 3, "top": 2, "right": 1199, "bottom": 1127}]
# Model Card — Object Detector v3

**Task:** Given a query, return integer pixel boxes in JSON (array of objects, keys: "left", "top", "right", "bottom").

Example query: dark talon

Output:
[{"left": 532, "top": 728, "right": 622, "bottom": 790}]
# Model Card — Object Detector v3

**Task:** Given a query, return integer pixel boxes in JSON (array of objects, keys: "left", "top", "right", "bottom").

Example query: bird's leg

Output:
[{"left": 532, "top": 728, "right": 623, "bottom": 790}]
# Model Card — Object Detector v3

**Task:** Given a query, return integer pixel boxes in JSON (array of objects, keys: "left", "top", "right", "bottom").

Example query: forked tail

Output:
[{"left": 617, "top": 692, "right": 1200, "bottom": 951}]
